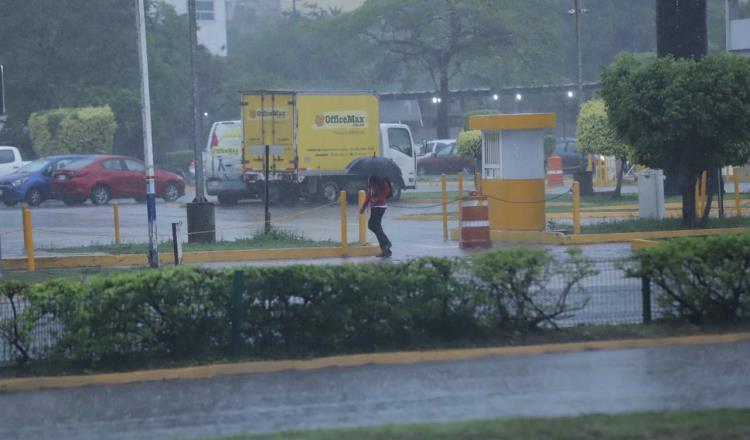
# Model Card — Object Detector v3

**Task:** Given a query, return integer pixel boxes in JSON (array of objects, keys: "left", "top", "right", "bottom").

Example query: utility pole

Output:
[
  {"left": 571, "top": 0, "right": 585, "bottom": 108},
  {"left": 186, "top": 0, "right": 216, "bottom": 244},
  {"left": 189, "top": 0, "right": 206, "bottom": 203},
  {"left": 135, "top": 0, "right": 159, "bottom": 268}
]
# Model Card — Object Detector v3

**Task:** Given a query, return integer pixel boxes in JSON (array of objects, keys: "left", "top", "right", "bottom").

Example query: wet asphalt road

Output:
[{"left": 1, "top": 340, "right": 749, "bottom": 440}]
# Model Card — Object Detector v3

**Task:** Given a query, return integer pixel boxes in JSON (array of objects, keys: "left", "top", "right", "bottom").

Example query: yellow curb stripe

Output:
[
  {"left": 1, "top": 246, "right": 382, "bottom": 271},
  {"left": 1, "top": 332, "right": 748, "bottom": 393},
  {"left": 446, "top": 227, "right": 750, "bottom": 244}
]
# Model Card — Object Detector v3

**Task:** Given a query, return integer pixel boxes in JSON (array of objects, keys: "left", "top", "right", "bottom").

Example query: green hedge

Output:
[
  {"left": 1, "top": 249, "right": 596, "bottom": 368},
  {"left": 456, "top": 130, "right": 481, "bottom": 163},
  {"left": 630, "top": 234, "right": 750, "bottom": 324},
  {"left": 28, "top": 106, "right": 117, "bottom": 157},
  {"left": 163, "top": 150, "right": 194, "bottom": 168}
]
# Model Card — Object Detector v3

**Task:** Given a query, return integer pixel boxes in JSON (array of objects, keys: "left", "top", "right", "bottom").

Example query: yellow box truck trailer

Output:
[{"left": 240, "top": 91, "right": 416, "bottom": 204}]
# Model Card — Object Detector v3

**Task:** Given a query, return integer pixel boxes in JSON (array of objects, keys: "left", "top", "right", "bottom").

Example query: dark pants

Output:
[{"left": 368, "top": 207, "right": 391, "bottom": 251}]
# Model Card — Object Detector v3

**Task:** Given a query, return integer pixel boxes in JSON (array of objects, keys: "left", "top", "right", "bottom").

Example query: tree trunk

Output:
[
  {"left": 680, "top": 164, "right": 698, "bottom": 228},
  {"left": 437, "top": 68, "right": 450, "bottom": 139},
  {"left": 613, "top": 156, "right": 625, "bottom": 198},
  {"left": 699, "top": 168, "right": 716, "bottom": 228},
  {"left": 656, "top": 0, "right": 707, "bottom": 59}
]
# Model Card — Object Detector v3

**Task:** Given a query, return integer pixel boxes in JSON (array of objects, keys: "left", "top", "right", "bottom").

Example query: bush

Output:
[
  {"left": 163, "top": 150, "right": 194, "bottom": 168},
  {"left": 28, "top": 106, "right": 117, "bottom": 156},
  {"left": 457, "top": 130, "right": 482, "bottom": 163},
  {"left": 2, "top": 249, "right": 598, "bottom": 368},
  {"left": 469, "top": 248, "right": 597, "bottom": 331},
  {"left": 629, "top": 235, "right": 750, "bottom": 324}
]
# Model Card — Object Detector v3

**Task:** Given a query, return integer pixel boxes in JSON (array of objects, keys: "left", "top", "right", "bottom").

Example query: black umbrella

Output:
[{"left": 347, "top": 156, "right": 401, "bottom": 181}]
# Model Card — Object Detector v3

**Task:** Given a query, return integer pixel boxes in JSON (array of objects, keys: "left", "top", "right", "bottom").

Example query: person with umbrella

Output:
[{"left": 361, "top": 174, "right": 392, "bottom": 258}]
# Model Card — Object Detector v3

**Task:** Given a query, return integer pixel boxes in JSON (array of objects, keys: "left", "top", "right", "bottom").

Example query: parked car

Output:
[
  {"left": 552, "top": 138, "right": 584, "bottom": 173},
  {"left": 0, "top": 155, "right": 87, "bottom": 207},
  {"left": 0, "top": 146, "right": 29, "bottom": 178},
  {"left": 51, "top": 155, "right": 185, "bottom": 205},
  {"left": 417, "top": 141, "right": 475, "bottom": 176},
  {"left": 419, "top": 139, "right": 455, "bottom": 157}
]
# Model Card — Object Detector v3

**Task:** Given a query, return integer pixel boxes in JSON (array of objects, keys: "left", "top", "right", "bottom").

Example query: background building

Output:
[
  {"left": 163, "top": 0, "right": 229, "bottom": 56},
  {"left": 727, "top": 0, "right": 750, "bottom": 55}
]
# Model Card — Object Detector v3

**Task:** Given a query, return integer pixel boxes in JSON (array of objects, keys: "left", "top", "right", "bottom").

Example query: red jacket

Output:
[{"left": 365, "top": 177, "right": 391, "bottom": 208}]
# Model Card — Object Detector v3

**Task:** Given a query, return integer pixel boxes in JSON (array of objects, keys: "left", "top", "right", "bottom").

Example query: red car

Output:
[{"left": 51, "top": 155, "right": 185, "bottom": 205}]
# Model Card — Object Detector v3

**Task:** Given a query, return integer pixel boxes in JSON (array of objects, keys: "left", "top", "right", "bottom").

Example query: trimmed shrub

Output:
[
  {"left": 164, "top": 150, "right": 194, "bottom": 168},
  {"left": 28, "top": 106, "right": 117, "bottom": 156},
  {"left": 469, "top": 248, "right": 597, "bottom": 331},
  {"left": 457, "top": 130, "right": 482, "bottom": 163},
  {"left": 629, "top": 235, "right": 750, "bottom": 324},
  {"left": 2, "top": 249, "right": 598, "bottom": 368}
]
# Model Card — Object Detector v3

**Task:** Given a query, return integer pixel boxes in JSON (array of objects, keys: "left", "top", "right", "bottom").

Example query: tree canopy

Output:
[{"left": 601, "top": 53, "right": 750, "bottom": 224}]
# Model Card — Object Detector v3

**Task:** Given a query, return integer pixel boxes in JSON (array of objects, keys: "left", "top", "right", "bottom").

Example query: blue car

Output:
[{"left": 0, "top": 155, "right": 87, "bottom": 207}]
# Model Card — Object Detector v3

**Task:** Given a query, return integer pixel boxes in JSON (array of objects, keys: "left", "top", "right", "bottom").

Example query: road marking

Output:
[{"left": 1, "top": 332, "right": 748, "bottom": 393}]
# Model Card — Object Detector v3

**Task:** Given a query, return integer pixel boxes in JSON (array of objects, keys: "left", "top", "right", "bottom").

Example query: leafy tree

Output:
[
  {"left": 601, "top": 53, "right": 750, "bottom": 226},
  {"left": 350, "top": 0, "right": 551, "bottom": 139},
  {"left": 576, "top": 99, "right": 632, "bottom": 197}
]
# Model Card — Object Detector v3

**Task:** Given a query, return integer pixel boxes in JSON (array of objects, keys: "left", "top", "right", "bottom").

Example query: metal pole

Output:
[
  {"left": 264, "top": 144, "right": 271, "bottom": 234},
  {"left": 572, "top": 181, "right": 581, "bottom": 235},
  {"left": 189, "top": 0, "right": 206, "bottom": 202},
  {"left": 22, "top": 208, "right": 34, "bottom": 272},
  {"left": 441, "top": 174, "right": 448, "bottom": 240},
  {"left": 135, "top": 0, "right": 159, "bottom": 268},
  {"left": 718, "top": 168, "right": 725, "bottom": 218},
  {"left": 358, "top": 190, "right": 366, "bottom": 246},
  {"left": 0, "top": 234, "right": 4, "bottom": 280},
  {"left": 340, "top": 191, "right": 348, "bottom": 253},
  {"left": 734, "top": 166, "right": 742, "bottom": 217},
  {"left": 574, "top": 0, "right": 584, "bottom": 108}
]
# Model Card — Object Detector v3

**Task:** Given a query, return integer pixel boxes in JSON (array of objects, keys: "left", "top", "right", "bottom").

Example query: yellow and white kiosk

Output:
[{"left": 469, "top": 113, "right": 557, "bottom": 231}]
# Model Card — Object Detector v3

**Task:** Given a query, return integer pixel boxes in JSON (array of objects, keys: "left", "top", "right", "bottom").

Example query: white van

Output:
[
  {"left": 204, "top": 121, "right": 250, "bottom": 206},
  {"left": 0, "top": 146, "right": 26, "bottom": 178}
]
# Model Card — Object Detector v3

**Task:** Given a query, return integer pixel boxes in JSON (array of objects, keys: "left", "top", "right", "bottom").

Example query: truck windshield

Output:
[{"left": 388, "top": 128, "right": 413, "bottom": 157}]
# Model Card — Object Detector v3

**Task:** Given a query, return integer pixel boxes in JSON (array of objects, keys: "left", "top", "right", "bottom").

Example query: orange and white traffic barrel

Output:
[
  {"left": 546, "top": 154, "right": 564, "bottom": 186},
  {"left": 460, "top": 196, "right": 491, "bottom": 249}
]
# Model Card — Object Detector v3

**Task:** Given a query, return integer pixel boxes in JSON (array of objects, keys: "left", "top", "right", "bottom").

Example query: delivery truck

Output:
[{"left": 240, "top": 91, "right": 417, "bottom": 204}]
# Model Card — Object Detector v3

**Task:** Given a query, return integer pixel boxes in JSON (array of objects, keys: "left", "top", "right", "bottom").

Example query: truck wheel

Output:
[
  {"left": 319, "top": 180, "right": 340, "bottom": 203},
  {"left": 389, "top": 181, "right": 403, "bottom": 201},
  {"left": 217, "top": 194, "right": 239, "bottom": 206}
]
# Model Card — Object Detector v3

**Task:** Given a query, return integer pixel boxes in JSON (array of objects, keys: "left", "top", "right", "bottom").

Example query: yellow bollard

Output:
[
  {"left": 340, "top": 190, "right": 348, "bottom": 252},
  {"left": 22, "top": 208, "right": 35, "bottom": 272},
  {"left": 457, "top": 172, "right": 464, "bottom": 222},
  {"left": 358, "top": 190, "right": 366, "bottom": 246},
  {"left": 734, "top": 166, "right": 742, "bottom": 217},
  {"left": 572, "top": 181, "right": 581, "bottom": 235},
  {"left": 113, "top": 203, "right": 121, "bottom": 245},
  {"left": 441, "top": 174, "right": 448, "bottom": 240}
]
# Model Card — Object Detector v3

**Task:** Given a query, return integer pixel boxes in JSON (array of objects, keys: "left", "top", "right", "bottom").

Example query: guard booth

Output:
[{"left": 469, "top": 113, "right": 557, "bottom": 231}]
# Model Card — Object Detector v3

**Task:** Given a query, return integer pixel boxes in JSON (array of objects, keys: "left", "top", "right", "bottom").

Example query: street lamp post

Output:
[
  {"left": 135, "top": 0, "right": 159, "bottom": 268},
  {"left": 569, "top": 0, "right": 587, "bottom": 108},
  {"left": 186, "top": 0, "right": 216, "bottom": 244}
]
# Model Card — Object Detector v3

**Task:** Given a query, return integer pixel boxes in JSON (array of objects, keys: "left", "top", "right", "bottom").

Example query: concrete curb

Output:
[
  {"left": 2, "top": 332, "right": 748, "bottom": 393},
  {"left": 1, "top": 246, "right": 382, "bottom": 271},
  {"left": 448, "top": 227, "right": 750, "bottom": 245}
]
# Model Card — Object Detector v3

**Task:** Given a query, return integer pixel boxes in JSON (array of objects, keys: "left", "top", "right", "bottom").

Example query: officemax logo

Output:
[
  {"left": 248, "top": 109, "right": 288, "bottom": 119},
  {"left": 313, "top": 111, "right": 368, "bottom": 129}
]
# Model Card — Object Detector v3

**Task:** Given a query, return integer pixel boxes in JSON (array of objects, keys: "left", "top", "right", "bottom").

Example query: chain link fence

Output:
[{"left": 0, "top": 257, "right": 667, "bottom": 366}]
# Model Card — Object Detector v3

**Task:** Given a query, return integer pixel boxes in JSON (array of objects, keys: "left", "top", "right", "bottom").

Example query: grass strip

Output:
[
  {"left": 36, "top": 229, "right": 340, "bottom": 255},
  {"left": 207, "top": 409, "right": 750, "bottom": 440}
]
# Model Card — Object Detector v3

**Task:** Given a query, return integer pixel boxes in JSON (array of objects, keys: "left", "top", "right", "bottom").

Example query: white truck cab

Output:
[
  {"left": 380, "top": 123, "right": 417, "bottom": 190},
  {"left": 0, "top": 146, "right": 26, "bottom": 178}
]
